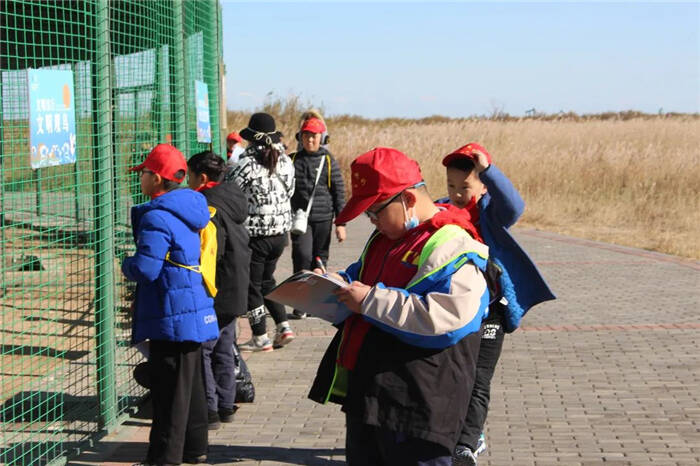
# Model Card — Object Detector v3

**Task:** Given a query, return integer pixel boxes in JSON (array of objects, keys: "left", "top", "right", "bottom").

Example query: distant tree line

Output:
[{"left": 226, "top": 95, "right": 699, "bottom": 130}]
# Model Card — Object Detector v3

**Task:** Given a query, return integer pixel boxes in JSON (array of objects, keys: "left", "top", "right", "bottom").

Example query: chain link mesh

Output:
[{"left": 1, "top": 1, "right": 223, "bottom": 464}]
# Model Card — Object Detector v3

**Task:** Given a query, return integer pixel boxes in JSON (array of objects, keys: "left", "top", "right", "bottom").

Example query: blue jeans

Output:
[{"left": 201, "top": 319, "right": 237, "bottom": 412}]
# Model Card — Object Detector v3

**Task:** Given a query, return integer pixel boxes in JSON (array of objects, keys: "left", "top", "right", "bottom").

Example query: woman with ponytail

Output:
[{"left": 225, "top": 112, "right": 296, "bottom": 352}]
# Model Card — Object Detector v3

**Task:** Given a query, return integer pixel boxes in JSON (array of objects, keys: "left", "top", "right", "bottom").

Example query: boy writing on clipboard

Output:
[{"left": 306, "top": 147, "right": 490, "bottom": 465}]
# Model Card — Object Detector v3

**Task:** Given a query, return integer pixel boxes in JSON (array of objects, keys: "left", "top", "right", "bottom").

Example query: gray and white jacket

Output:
[{"left": 225, "top": 144, "right": 295, "bottom": 238}]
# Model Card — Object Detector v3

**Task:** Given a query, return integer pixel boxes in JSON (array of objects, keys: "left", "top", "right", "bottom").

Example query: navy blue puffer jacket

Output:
[{"left": 122, "top": 188, "right": 219, "bottom": 344}]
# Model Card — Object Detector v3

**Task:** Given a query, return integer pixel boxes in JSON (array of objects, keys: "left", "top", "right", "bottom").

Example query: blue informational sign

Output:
[
  {"left": 195, "top": 80, "right": 211, "bottom": 143},
  {"left": 27, "top": 69, "right": 77, "bottom": 169}
]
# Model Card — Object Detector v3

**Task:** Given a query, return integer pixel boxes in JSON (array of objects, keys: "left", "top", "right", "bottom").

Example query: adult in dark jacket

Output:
[
  {"left": 187, "top": 151, "right": 251, "bottom": 429},
  {"left": 289, "top": 115, "right": 346, "bottom": 318}
]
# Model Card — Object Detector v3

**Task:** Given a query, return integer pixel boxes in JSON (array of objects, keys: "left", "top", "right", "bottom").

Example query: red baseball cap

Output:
[
  {"left": 226, "top": 131, "right": 243, "bottom": 143},
  {"left": 129, "top": 144, "right": 187, "bottom": 182},
  {"left": 300, "top": 117, "right": 326, "bottom": 134},
  {"left": 335, "top": 147, "right": 423, "bottom": 225},
  {"left": 441, "top": 142, "right": 492, "bottom": 167}
]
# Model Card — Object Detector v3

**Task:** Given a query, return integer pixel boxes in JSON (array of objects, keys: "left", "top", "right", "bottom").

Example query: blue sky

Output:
[{"left": 221, "top": 1, "right": 699, "bottom": 118}]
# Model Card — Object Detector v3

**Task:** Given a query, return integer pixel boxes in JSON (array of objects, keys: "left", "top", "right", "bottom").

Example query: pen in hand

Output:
[{"left": 315, "top": 256, "right": 327, "bottom": 275}]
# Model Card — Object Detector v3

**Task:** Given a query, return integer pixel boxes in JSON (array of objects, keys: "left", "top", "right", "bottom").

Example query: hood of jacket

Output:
[
  {"left": 132, "top": 188, "right": 210, "bottom": 233},
  {"left": 202, "top": 182, "right": 248, "bottom": 224}
]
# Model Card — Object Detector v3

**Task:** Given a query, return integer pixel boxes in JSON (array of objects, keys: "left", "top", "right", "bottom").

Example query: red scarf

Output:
[
  {"left": 462, "top": 196, "right": 481, "bottom": 230},
  {"left": 432, "top": 202, "right": 482, "bottom": 243},
  {"left": 195, "top": 181, "right": 220, "bottom": 192}
]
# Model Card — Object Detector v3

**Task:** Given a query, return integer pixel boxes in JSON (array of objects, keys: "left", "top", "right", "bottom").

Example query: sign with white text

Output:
[
  {"left": 194, "top": 80, "right": 211, "bottom": 143},
  {"left": 28, "top": 69, "right": 77, "bottom": 169}
]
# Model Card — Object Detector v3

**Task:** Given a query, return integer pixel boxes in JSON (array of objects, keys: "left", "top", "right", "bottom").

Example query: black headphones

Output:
[{"left": 295, "top": 124, "right": 330, "bottom": 146}]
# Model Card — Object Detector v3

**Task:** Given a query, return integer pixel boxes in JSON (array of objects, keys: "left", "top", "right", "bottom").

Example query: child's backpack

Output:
[
  {"left": 165, "top": 205, "right": 219, "bottom": 297},
  {"left": 199, "top": 206, "right": 218, "bottom": 297}
]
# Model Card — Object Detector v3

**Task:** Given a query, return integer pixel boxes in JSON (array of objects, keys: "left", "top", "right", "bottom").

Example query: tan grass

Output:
[{"left": 228, "top": 108, "right": 700, "bottom": 260}]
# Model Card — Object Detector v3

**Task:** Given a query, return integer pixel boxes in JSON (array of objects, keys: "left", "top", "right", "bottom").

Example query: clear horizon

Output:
[{"left": 221, "top": 1, "right": 699, "bottom": 119}]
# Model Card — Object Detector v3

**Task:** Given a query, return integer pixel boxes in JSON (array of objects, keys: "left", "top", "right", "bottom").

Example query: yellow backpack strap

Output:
[
  {"left": 326, "top": 154, "right": 331, "bottom": 187},
  {"left": 164, "top": 252, "right": 201, "bottom": 273},
  {"left": 199, "top": 206, "right": 219, "bottom": 297}
]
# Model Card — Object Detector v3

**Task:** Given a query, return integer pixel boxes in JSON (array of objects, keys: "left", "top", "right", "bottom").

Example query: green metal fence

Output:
[{"left": 1, "top": 1, "right": 224, "bottom": 464}]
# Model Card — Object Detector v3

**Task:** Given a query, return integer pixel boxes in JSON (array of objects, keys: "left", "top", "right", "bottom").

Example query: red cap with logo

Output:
[
  {"left": 226, "top": 131, "right": 243, "bottom": 143},
  {"left": 441, "top": 142, "right": 492, "bottom": 167},
  {"left": 335, "top": 147, "right": 423, "bottom": 225},
  {"left": 129, "top": 144, "right": 187, "bottom": 182},
  {"left": 300, "top": 117, "right": 326, "bottom": 134}
]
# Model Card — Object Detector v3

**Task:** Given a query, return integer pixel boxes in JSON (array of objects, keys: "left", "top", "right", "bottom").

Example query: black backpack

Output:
[{"left": 233, "top": 342, "right": 255, "bottom": 403}]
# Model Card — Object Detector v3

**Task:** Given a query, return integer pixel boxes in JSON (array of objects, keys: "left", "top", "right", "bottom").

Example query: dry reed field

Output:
[{"left": 228, "top": 105, "right": 700, "bottom": 260}]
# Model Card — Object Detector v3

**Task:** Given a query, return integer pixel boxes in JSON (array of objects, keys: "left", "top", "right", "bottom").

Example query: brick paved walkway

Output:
[{"left": 70, "top": 217, "right": 700, "bottom": 466}]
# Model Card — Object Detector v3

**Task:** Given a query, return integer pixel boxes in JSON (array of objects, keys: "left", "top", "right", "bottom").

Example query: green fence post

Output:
[
  {"left": 153, "top": 49, "right": 162, "bottom": 143},
  {"left": 93, "top": 0, "right": 117, "bottom": 430},
  {"left": 172, "top": 0, "right": 187, "bottom": 152},
  {"left": 73, "top": 160, "right": 81, "bottom": 223},
  {"left": 34, "top": 167, "right": 42, "bottom": 217},
  {"left": 206, "top": 0, "right": 221, "bottom": 156},
  {"left": 157, "top": 45, "right": 169, "bottom": 143},
  {"left": 217, "top": 0, "right": 225, "bottom": 150},
  {"left": 0, "top": 72, "right": 5, "bottom": 295},
  {"left": 71, "top": 64, "right": 81, "bottom": 225}
]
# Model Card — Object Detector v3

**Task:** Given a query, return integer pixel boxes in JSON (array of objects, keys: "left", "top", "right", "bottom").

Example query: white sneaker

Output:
[
  {"left": 274, "top": 327, "right": 295, "bottom": 347},
  {"left": 239, "top": 335, "right": 273, "bottom": 352},
  {"left": 475, "top": 433, "right": 487, "bottom": 456},
  {"left": 453, "top": 445, "right": 477, "bottom": 466}
]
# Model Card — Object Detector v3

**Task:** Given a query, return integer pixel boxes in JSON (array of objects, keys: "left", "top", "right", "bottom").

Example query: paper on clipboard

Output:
[{"left": 264, "top": 270, "right": 352, "bottom": 324}]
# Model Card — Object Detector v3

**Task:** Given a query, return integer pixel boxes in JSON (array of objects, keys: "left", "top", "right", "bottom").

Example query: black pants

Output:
[
  {"left": 248, "top": 234, "right": 288, "bottom": 336},
  {"left": 291, "top": 218, "right": 333, "bottom": 271},
  {"left": 201, "top": 318, "right": 237, "bottom": 413},
  {"left": 147, "top": 340, "right": 208, "bottom": 464},
  {"left": 346, "top": 414, "right": 452, "bottom": 466},
  {"left": 458, "top": 306, "right": 506, "bottom": 449}
]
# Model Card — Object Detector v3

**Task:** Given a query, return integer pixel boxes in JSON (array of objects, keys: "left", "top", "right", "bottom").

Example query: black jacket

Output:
[
  {"left": 290, "top": 148, "right": 346, "bottom": 222},
  {"left": 201, "top": 182, "right": 250, "bottom": 325},
  {"left": 308, "top": 322, "right": 481, "bottom": 451}
]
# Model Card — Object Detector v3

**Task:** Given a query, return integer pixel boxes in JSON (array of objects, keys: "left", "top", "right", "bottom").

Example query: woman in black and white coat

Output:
[{"left": 226, "top": 112, "right": 296, "bottom": 352}]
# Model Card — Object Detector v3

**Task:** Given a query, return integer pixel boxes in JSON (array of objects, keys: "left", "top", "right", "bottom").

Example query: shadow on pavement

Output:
[
  {"left": 1, "top": 392, "right": 96, "bottom": 423},
  {"left": 64, "top": 442, "right": 345, "bottom": 465},
  {"left": 208, "top": 444, "right": 345, "bottom": 465}
]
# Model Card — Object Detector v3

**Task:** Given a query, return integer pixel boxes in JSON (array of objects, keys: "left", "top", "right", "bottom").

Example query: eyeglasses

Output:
[
  {"left": 139, "top": 168, "right": 155, "bottom": 177},
  {"left": 365, "top": 191, "right": 403, "bottom": 221}
]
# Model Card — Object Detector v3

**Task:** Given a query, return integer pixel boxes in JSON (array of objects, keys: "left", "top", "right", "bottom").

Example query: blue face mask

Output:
[{"left": 402, "top": 197, "right": 419, "bottom": 230}]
